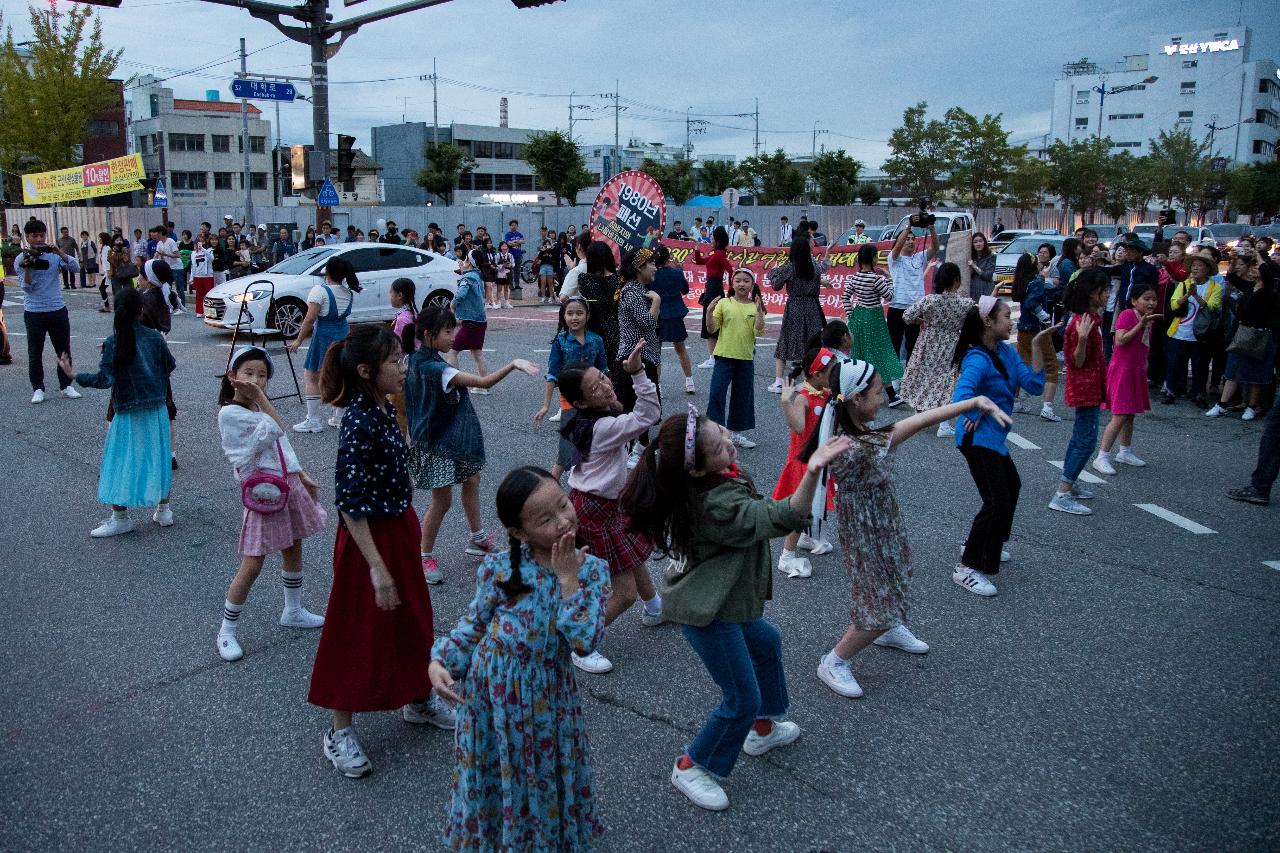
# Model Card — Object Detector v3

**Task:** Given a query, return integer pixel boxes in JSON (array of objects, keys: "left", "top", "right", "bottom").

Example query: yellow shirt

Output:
[{"left": 712, "top": 297, "right": 761, "bottom": 360}]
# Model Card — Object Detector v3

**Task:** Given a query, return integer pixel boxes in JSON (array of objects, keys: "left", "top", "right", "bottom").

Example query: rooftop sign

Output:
[{"left": 1163, "top": 39, "right": 1239, "bottom": 56}]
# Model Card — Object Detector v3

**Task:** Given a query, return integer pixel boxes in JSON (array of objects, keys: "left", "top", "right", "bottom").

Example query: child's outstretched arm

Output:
[
  {"left": 452, "top": 358, "right": 539, "bottom": 390},
  {"left": 889, "top": 396, "right": 1009, "bottom": 447},
  {"left": 780, "top": 377, "right": 807, "bottom": 434}
]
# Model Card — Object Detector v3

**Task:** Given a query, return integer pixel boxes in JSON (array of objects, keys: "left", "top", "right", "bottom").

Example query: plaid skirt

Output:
[{"left": 570, "top": 489, "right": 651, "bottom": 576}]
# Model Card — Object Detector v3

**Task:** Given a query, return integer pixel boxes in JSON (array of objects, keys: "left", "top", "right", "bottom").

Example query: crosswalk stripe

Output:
[
  {"left": 1006, "top": 432, "right": 1040, "bottom": 450},
  {"left": 1263, "top": 561, "right": 1280, "bottom": 571},
  {"left": 1048, "top": 461, "right": 1107, "bottom": 485},
  {"left": 1134, "top": 503, "right": 1216, "bottom": 534}
]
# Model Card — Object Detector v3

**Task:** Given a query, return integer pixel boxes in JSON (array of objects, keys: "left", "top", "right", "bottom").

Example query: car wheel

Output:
[
  {"left": 423, "top": 289, "right": 453, "bottom": 311},
  {"left": 271, "top": 297, "right": 307, "bottom": 339},
  {"left": 520, "top": 258, "right": 536, "bottom": 285}
]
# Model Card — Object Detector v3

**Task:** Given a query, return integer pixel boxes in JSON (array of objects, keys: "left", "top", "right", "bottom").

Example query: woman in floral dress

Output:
[
  {"left": 767, "top": 232, "right": 829, "bottom": 393},
  {"left": 430, "top": 466, "right": 610, "bottom": 851},
  {"left": 898, "top": 262, "right": 974, "bottom": 435}
]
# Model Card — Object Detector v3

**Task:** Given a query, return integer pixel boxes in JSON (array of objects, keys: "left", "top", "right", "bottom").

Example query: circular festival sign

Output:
[{"left": 589, "top": 169, "right": 667, "bottom": 257}]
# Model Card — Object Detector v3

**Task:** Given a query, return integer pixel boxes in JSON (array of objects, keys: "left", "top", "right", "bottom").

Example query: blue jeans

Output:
[
  {"left": 1061, "top": 406, "right": 1100, "bottom": 485},
  {"left": 171, "top": 266, "right": 189, "bottom": 304},
  {"left": 681, "top": 618, "right": 788, "bottom": 778},
  {"left": 706, "top": 356, "right": 755, "bottom": 432}
]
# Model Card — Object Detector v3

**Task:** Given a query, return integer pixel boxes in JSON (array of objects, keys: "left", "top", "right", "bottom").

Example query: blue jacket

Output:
[
  {"left": 15, "top": 248, "right": 78, "bottom": 313},
  {"left": 546, "top": 330, "right": 608, "bottom": 383},
  {"left": 651, "top": 266, "right": 691, "bottom": 320},
  {"left": 75, "top": 325, "right": 176, "bottom": 413},
  {"left": 952, "top": 342, "right": 1045, "bottom": 455},
  {"left": 1018, "top": 276, "right": 1054, "bottom": 331},
  {"left": 452, "top": 269, "right": 487, "bottom": 324}
]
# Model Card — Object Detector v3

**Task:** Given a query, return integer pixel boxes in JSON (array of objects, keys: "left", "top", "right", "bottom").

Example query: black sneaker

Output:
[
  {"left": 171, "top": 456, "right": 178, "bottom": 470},
  {"left": 1226, "top": 486, "right": 1269, "bottom": 506},
  {"left": 1160, "top": 392, "right": 1175, "bottom": 405}
]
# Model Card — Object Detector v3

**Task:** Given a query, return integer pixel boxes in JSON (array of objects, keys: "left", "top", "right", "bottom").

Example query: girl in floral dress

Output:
[
  {"left": 804, "top": 358, "right": 1008, "bottom": 699},
  {"left": 898, "top": 262, "right": 975, "bottom": 437},
  {"left": 430, "top": 466, "right": 609, "bottom": 851}
]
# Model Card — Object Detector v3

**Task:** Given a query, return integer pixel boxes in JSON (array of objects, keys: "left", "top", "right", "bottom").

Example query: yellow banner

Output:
[{"left": 21, "top": 154, "right": 145, "bottom": 204}]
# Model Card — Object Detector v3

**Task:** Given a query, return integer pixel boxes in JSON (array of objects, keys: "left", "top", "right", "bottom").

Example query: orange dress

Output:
[{"left": 772, "top": 384, "right": 835, "bottom": 509}]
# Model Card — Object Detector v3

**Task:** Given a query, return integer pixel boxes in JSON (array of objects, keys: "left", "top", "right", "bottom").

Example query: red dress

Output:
[
  {"left": 1063, "top": 312, "right": 1105, "bottom": 409},
  {"left": 772, "top": 384, "right": 835, "bottom": 509}
]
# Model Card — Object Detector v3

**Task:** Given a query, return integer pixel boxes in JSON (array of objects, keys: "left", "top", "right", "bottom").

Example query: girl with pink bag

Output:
[{"left": 215, "top": 346, "right": 329, "bottom": 662}]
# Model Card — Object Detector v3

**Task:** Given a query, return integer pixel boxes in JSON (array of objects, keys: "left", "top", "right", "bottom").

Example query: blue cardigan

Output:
[
  {"left": 951, "top": 342, "right": 1045, "bottom": 455},
  {"left": 75, "top": 325, "right": 175, "bottom": 413},
  {"left": 451, "top": 269, "right": 487, "bottom": 324}
]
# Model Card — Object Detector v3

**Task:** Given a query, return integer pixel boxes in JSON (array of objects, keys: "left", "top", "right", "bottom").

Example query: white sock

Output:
[
  {"left": 642, "top": 593, "right": 662, "bottom": 615},
  {"left": 330, "top": 405, "right": 344, "bottom": 421},
  {"left": 822, "top": 649, "right": 848, "bottom": 668},
  {"left": 221, "top": 599, "right": 242, "bottom": 636},
  {"left": 282, "top": 570, "right": 303, "bottom": 611},
  {"left": 112, "top": 509, "right": 128, "bottom": 521},
  {"left": 781, "top": 548, "right": 796, "bottom": 562},
  {"left": 1097, "top": 449, "right": 1111, "bottom": 461},
  {"left": 1118, "top": 445, "right": 1131, "bottom": 455},
  {"left": 304, "top": 395, "right": 320, "bottom": 420},
  {"left": 470, "top": 529, "right": 486, "bottom": 542}
]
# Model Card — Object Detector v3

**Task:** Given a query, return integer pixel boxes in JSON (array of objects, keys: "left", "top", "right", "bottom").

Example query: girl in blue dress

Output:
[
  {"left": 430, "top": 466, "right": 610, "bottom": 851},
  {"left": 288, "top": 256, "right": 360, "bottom": 433}
]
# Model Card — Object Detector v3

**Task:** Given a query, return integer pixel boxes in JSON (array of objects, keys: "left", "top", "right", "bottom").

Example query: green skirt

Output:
[{"left": 848, "top": 306, "right": 903, "bottom": 382}]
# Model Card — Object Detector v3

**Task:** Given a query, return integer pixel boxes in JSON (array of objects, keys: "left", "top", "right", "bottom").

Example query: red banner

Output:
[
  {"left": 590, "top": 170, "right": 667, "bottom": 258},
  {"left": 664, "top": 239, "right": 903, "bottom": 318}
]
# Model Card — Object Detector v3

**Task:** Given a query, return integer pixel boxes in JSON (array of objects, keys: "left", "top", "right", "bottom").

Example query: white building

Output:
[
  {"left": 1050, "top": 26, "right": 1279, "bottom": 164},
  {"left": 578, "top": 138, "right": 736, "bottom": 198}
]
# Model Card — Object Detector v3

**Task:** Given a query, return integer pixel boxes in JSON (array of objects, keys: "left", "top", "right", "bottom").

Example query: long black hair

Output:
[
  {"left": 620, "top": 413, "right": 712, "bottom": 561},
  {"left": 112, "top": 288, "right": 143, "bottom": 370},
  {"left": 789, "top": 232, "right": 816, "bottom": 280},
  {"left": 585, "top": 240, "right": 617, "bottom": 275},
  {"left": 1064, "top": 268, "right": 1110, "bottom": 314},
  {"left": 325, "top": 256, "right": 363, "bottom": 292},
  {"left": 495, "top": 466, "right": 559, "bottom": 600},
  {"left": 1011, "top": 252, "right": 1038, "bottom": 304},
  {"left": 391, "top": 277, "right": 418, "bottom": 353},
  {"left": 933, "top": 261, "right": 961, "bottom": 294},
  {"left": 712, "top": 226, "right": 729, "bottom": 251}
]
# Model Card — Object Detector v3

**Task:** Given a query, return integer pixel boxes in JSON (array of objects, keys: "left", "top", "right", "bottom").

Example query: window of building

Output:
[
  {"left": 1260, "top": 79, "right": 1280, "bottom": 97},
  {"left": 1213, "top": 31, "right": 1228, "bottom": 39},
  {"left": 1075, "top": 90, "right": 1090, "bottom": 104},
  {"left": 251, "top": 172, "right": 267, "bottom": 190},
  {"left": 1170, "top": 36, "right": 1182, "bottom": 44},
  {"left": 513, "top": 174, "right": 533, "bottom": 191},
  {"left": 474, "top": 140, "right": 494, "bottom": 158},
  {"left": 1180, "top": 81, "right": 1196, "bottom": 93},
  {"left": 250, "top": 137, "right": 265, "bottom": 154},
  {"left": 456, "top": 139, "right": 472, "bottom": 154},
  {"left": 592, "top": 149, "right": 601, "bottom": 157},
  {"left": 212, "top": 135, "right": 231, "bottom": 153},
  {"left": 87, "top": 120, "right": 118, "bottom": 137},
  {"left": 1107, "top": 113, "right": 1143, "bottom": 120},
  {"left": 1254, "top": 140, "right": 1274, "bottom": 155},
  {"left": 473, "top": 173, "right": 494, "bottom": 190},
  {"left": 169, "top": 133, "right": 204, "bottom": 152},
  {"left": 1178, "top": 110, "right": 1193, "bottom": 118},
  {"left": 1258, "top": 109, "right": 1280, "bottom": 129},
  {"left": 171, "top": 171, "right": 207, "bottom": 190},
  {"left": 457, "top": 172, "right": 472, "bottom": 190},
  {"left": 1182, "top": 60, "right": 1198, "bottom": 68},
  {"left": 494, "top": 142, "right": 514, "bottom": 159},
  {"left": 138, "top": 134, "right": 150, "bottom": 154},
  {"left": 1111, "top": 141, "right": 1141, "bottom": 149},
  {"left": 213, "top": 172, "right": 233, "bottom": 190},
  {"left": 1074, "top": 117, "right": 1089, "bottom": 128}
]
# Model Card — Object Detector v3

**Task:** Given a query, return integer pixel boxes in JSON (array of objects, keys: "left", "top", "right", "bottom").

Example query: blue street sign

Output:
[
  {"left": 153, "top": 178, "right": 168, "bottom": 208},
  {"left": 231, "top": 79, "right": 296, "bottom": 102},
  {"left": 316, "top": 179, "right": 340, "bottom": 207}
]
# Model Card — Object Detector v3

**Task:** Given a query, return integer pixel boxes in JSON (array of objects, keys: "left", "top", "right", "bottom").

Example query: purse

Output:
[
  {"left": 241, "top": 440, "right": 291, "bottom": 514},
  {"left": 115, "top": 261, "right": 138, "bottom": 279},
  {"left": 1191, "top": 283, "right": 1223, "bottom": 340},
  {"left": 1227, "top": 325, "right": 1271, "bottom": 362}
]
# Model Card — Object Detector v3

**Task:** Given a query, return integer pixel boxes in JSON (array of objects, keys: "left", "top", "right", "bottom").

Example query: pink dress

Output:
[{"left": 1105, "top": 309, "right": 1151, "bottom": 415}]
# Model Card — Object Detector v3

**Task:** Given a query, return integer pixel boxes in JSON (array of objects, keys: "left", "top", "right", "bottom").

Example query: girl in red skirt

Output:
[
  {"left": 308, "top": 325, "right": 455, "bottom": 779},
  {"left": 773, "top": 345, "right": 839, "bottom": 578},
  {"left": 558, "top": 339, "right": 662, "bottom": 675}
]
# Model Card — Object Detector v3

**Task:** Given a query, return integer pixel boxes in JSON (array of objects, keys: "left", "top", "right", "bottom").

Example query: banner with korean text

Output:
[
  {"left": 589, "top": 169, "right": 666, "bottom": 257},
  {"left": 21, "top": 154, "right": 145, "bottom": 205}
]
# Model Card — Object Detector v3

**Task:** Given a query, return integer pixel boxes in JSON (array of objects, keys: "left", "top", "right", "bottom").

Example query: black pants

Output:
[
  {"left": 61, "top": 266, "right": 75, "bottom": 289},
  {"left": 1146, "top": 317, "right": 1168, "bottom": 385},
  {"left": 886, "top": 307, "right": 920, "bottom": 366},
  {"left": 959, "top": 442, "right": 1020, "bottom": 575},
  {"left": 23, "top": 307, "right": 73, "bottom": 391}
]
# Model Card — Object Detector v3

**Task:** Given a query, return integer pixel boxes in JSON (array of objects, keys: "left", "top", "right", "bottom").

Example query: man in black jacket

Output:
[{"left": 1100, "top": 234, "right": 1159, "bottom": 358}]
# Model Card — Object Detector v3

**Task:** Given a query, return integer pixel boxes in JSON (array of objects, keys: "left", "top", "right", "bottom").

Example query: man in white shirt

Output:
[
  {"left": 886, "top": 218, "right": 938, "bottom": 387},
  {"left": 779, "top": 216, "right": 792, "bottom": 246},
  {"left": 149, "top": 225, "right": 184, "bottom": 313},
  {"left": 735, "top": 221, "right": 755, "bottom": 247}
]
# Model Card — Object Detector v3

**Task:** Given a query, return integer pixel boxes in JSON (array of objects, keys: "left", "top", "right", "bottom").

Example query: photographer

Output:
[
  {"left": 15, "top": 219, "right": 81, "bottom": 403},
  {"left": 887, "top": 209, "right": 939, "bottom": 377}
]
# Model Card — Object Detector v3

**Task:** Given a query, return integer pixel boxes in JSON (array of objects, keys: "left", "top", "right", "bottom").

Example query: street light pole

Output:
[
  {"left": 239, "top": 38, "right": 254, "bottom": 228},
  {"left": 1093, "top": 75, "right": 1158, "bottom": 140},
  {"left": 1204, "top": 115, "right": 1256, "bottom": 160}
]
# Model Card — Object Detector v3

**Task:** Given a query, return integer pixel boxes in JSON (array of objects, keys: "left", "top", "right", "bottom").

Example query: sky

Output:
[{"left": 2, "top": 0, "right": 1277, "bottom": 169}]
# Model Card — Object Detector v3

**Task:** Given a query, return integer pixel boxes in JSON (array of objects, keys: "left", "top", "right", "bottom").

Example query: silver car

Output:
[{"left": 993, "top": 235, "right": 1067, "bottom": 296}]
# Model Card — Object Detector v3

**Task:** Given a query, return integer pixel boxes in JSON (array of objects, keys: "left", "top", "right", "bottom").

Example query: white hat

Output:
[
  {"left": 223, "top": 213, "right": 233, "bottom": 220},
  {"left": 229, "top": 345, "right": 274, "bottom": 378},
  {"left": 257, "top": 224, "right": 267, "bottom": 231}
]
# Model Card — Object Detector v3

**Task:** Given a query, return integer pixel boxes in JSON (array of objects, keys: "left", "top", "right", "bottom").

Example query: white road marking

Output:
[
  {"left": 1134, "top": 503, "right": 1216, "bottom": 534},
  {"left": 1006, "top": 432, "right": 1041, "bottom": 450},
  {"left": 1048, "top": 461, "right": 1107, "bottom": 485},
  {"left": 532, "top": 348, "right": 550, "bottom": 353},
  {"left": 1263, "top": 561, "right": 1280, "bottom": 571}
]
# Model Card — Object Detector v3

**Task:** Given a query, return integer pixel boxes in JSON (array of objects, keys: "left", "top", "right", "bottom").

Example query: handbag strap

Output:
[{"left": 274, "top": 439, "right": 287, "bottom": 474}]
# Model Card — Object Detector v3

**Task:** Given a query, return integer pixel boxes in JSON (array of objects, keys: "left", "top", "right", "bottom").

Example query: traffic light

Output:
[
  {"left": 510, "top": 0, "right": 564, "bottom": 6},
  {"left": 337, "top": 134, "right": 356, "bottom": 192}
]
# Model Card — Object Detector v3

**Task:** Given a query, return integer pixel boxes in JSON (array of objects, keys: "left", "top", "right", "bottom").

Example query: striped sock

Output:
[
  {"left": 281, "top": 571, "right": 303, "bottom": 611},
  {"left": 220, "top": 599, "right": 243, "bottom": 636}
]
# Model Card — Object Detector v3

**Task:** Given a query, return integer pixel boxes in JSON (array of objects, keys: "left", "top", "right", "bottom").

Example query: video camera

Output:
[
  {"left": 21, "top": 244, "right": 57, "bottom": 270},
  {"left": 909, "top": 202, "right": 936, "bottom": 229}
]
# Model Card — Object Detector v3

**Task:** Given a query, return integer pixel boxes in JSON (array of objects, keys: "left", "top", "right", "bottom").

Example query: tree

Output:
[
  {"left": 1225, "top": 161, "right": 1280, "bottom": 219},
  {"left": 1045, "top": 136, "right": 1112, "bottom": 222},
  {"left": 697, "top": 159, "right": 740, "bottom": 196},
  {"left": 739, "top": 148, "right": 804, "bottom": 205},
  {"left": 0, "top": 5, "right": 124, "bottom": 174},
  {"left": 809, "top": 149, "right": 863, "bottom": 205},
  {"left": 945, "top": 107, "right": 1022, "bottom": 209},
  {"left": 1002, "top": 155, "right": 1050, "bottom": 227},
  {"left": 1100, "top": 152, "right": 1152, "bottom": 223},
  {"left": 1145, "top": 128, "right": 1210, "bottom": 212},
  {"left": 857, "top": 181, "right": 881, "bottom": 206},
  {"left": 414, "top": 141, "right": 475, "bottom": 205},
  {"left": 883, "top": 102, "right": 954, "bottom": 204},
  {"left": 523, "top": 129, "right": 593, "bottom": 206},
  {"left": 641, "top": 157, "right": 695, "bottom": 205}
]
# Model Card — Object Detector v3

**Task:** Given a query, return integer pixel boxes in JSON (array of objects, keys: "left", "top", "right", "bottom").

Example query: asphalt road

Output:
[{"left": 2, "top": 287, "right": 1277, "bottom": 852}]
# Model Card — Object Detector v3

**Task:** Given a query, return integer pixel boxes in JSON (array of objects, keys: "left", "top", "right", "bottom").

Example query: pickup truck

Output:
[{"left": 880, "top": 211, "right": 977, "bottom": 249}]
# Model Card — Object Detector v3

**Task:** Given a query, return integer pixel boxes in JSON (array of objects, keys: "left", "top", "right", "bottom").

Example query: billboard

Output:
[{"left": 22, "top": 154, "right": 145, "bottom": 205}]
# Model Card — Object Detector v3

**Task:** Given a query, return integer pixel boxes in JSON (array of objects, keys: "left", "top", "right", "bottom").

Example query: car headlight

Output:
[{"left": 230, "top": 288, "right": 271, "bottom": 303}]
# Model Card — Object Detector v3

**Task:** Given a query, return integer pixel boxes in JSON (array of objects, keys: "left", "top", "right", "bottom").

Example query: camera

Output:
[
  {"left": 909, "top": 204, "right": 936, "bottom": 229},
  {"left": 21, "top": 244, "right": 55, "bottom": 270}
]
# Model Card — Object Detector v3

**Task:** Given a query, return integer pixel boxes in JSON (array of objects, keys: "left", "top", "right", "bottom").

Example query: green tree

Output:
[
  {"left": 640, "top": 157, "right": 695, "bottom": 205},
  {"left": 883, "top": 101, "right": 954, "bottom": 204},
  {"left": 1225, "top": 161, "right": 1280, "bottom": 218},
  {"left": 1100, "top": 152, "right": 1152, "bottom": 223},
  {"left": 414, "top": 141, "right": 475, "bottom": 205},
  {"left": 857, "top": 181, "right": 882, "bottom": 206},
  {"left": 523, "top": 129, "right": 593, "bottom": 206},
  {"left": 739, "top": 148, "right": 805, "bottom": 204},
  {"left": 697, "top": 159, "right": 741, "bottom": 196},
  {"left": 1145, "top": 128, "right": 1210, "bottom": 211},
  {"left": 0, "top": 5, "right": 124, "bottom": 174},
  {"left": 1045, "top": 136, "right": 1112, "bottom": 221},
  {"left": 945, "top": 107, "right": 1022, "bottom": 209},
  {"left": 1002, "top": 155, "right": 1051, "bottom": 227},
  {"left": 809, "top": 149, "right": 863, "bottom": 205}
]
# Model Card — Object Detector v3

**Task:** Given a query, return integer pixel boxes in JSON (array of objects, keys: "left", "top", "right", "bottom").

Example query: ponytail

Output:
[
  {"left": 324, "top": 256, "right": 362, "bottom": 293},
  {"left": 112, "top": 289, "right": 143, "bottom": 370}
]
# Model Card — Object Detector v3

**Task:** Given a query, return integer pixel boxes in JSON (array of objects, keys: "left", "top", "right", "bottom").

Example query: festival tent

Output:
[{"left": 684, "top": 194, "right": 723, "bottom": 208}]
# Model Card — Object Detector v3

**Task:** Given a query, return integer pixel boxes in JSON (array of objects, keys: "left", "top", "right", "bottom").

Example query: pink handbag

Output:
[{"left": 242, "top": 440, "right": 290, "bottom": 514}]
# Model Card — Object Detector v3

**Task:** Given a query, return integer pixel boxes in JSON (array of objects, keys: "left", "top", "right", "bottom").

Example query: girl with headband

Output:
[
  {"left": 949, "top": 294, "right": 1056, "bottom": 597},
  {"left": 800, "top": 357, "right": 1007, "bottom": 697},
  {"left": 622, "top": 404, "right": 852, "bottom": 811}
]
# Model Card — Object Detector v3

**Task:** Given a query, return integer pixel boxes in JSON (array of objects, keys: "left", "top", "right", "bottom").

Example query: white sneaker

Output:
[
  {"left": 1092, "top": 455, "right": 1117, "bottom": 476},
  {"left": 778, "top": 554, "right": 813, "bottom": 579},
  {"left": 402, "top": 694, "right": 457, "bottom": 729},
  {"left": 1012, "top": 399, "right": 1032, "bottom": 414},
  {"left": 152, "top": 505, "right": 174, "bottom": 527},
  {"left": 936, "top": 421, "right": 955, "bottom": 437},
  {"left": 292, "top": 417, "right": 323, "bottom": 433},
  {"left": 1205, "top": 404, "right": 1226, "bottom": 418},
  {"left": 731, "top": 433, "right": 756, "bottom": 448},
  {"left": 1049, "top": 492, "right": 1093, "bottom": 515},
  {"left": 216, "top": 632, "right": 243, "bottom": 662},
  {"left": 323, "top": 727, "right": 372, "bottom": 778},
  {"left": 91, "top": 514, "right": 135, "bottom": 538},
  {"left": 61, "top": 386, "right": 82, "bottom": 399},
  {"left": 31, "top": 389, "right": 45, "bottom": 404},
  {"left": 671, "top": 761, "right": 729, "bottom": 811},
  {"left": 571, "top": 650, "right": 613, "bottom": 674},
  {"left": 873, "top": 624, "right": 930, "bottom": 654},
  {"left": 742, "top": 720, "right": 801, "bottom": 756},
  {"left": 1040, "top": 403, "right": 1062, "bottom": 423},
  {"left": 796, "top": 532, "right": 833, "bottom": 555},
  {"left": 684, "top": 377, "right": 696, "bottom": 394},
  {"left": 816, "top": 655, "right": 864, "bottom": 698},
  {"left": 328, "top": 412, "right": 343, "bottom": 427},
  {"left": 470, "top": 387, "right": 491, "bottom": 396},
  {"left": 639, "top": 606, "right": 664, "bottom": 627},
  {"left": 501, "top": 301, "right": 513, "bottom": 309},
  {"left": 1242, "top": 407, "right": 1257, "bottom": 421},
  {"left": 549, "top": 409, "right": 562, "bottom": 422},
  {"left": 766, "top": 379, "right": 784, "bottom": 394},
  {"left": 1115, "top": 449, "right": 1146, "bottom": 467},
  {"left": 279, "top": 607, "right": 325, "bottom": 628},
  {"left": 697, "top": 357, "right": 715, "bottom": 369},
  {"left": 952, "top": 565, "right": 997, "bottom": 597}
]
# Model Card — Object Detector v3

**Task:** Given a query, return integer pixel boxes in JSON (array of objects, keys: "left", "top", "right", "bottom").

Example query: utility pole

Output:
[
  {"left": 685, "top": 108, "right": 707, "bottom": 160},
  {"left": 239, "top": 38, "right": 254, "bottom": 229},
  {"left": 596, "top": 84, "right": 625, "bottom": 179},
  {"left": 1093, "top": 75, "right": 1158, "bottom": 140},
  {"left": 1204, "top": 114, "right": 1255, "bottom": 160},
  {"left": 812, "top": 121, "right": 827, "bottom": 159},
  {"left": 418, "top": 60, "right": 440, "bottom": 144},
  {"left": 753, "top": 97, "right": 760, "bottom": 157}
]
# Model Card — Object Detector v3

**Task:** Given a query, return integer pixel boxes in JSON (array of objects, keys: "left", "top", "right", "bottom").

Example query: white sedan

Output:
[{"left": 203, "top": 243, "right": 459, "bottom": 338}]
